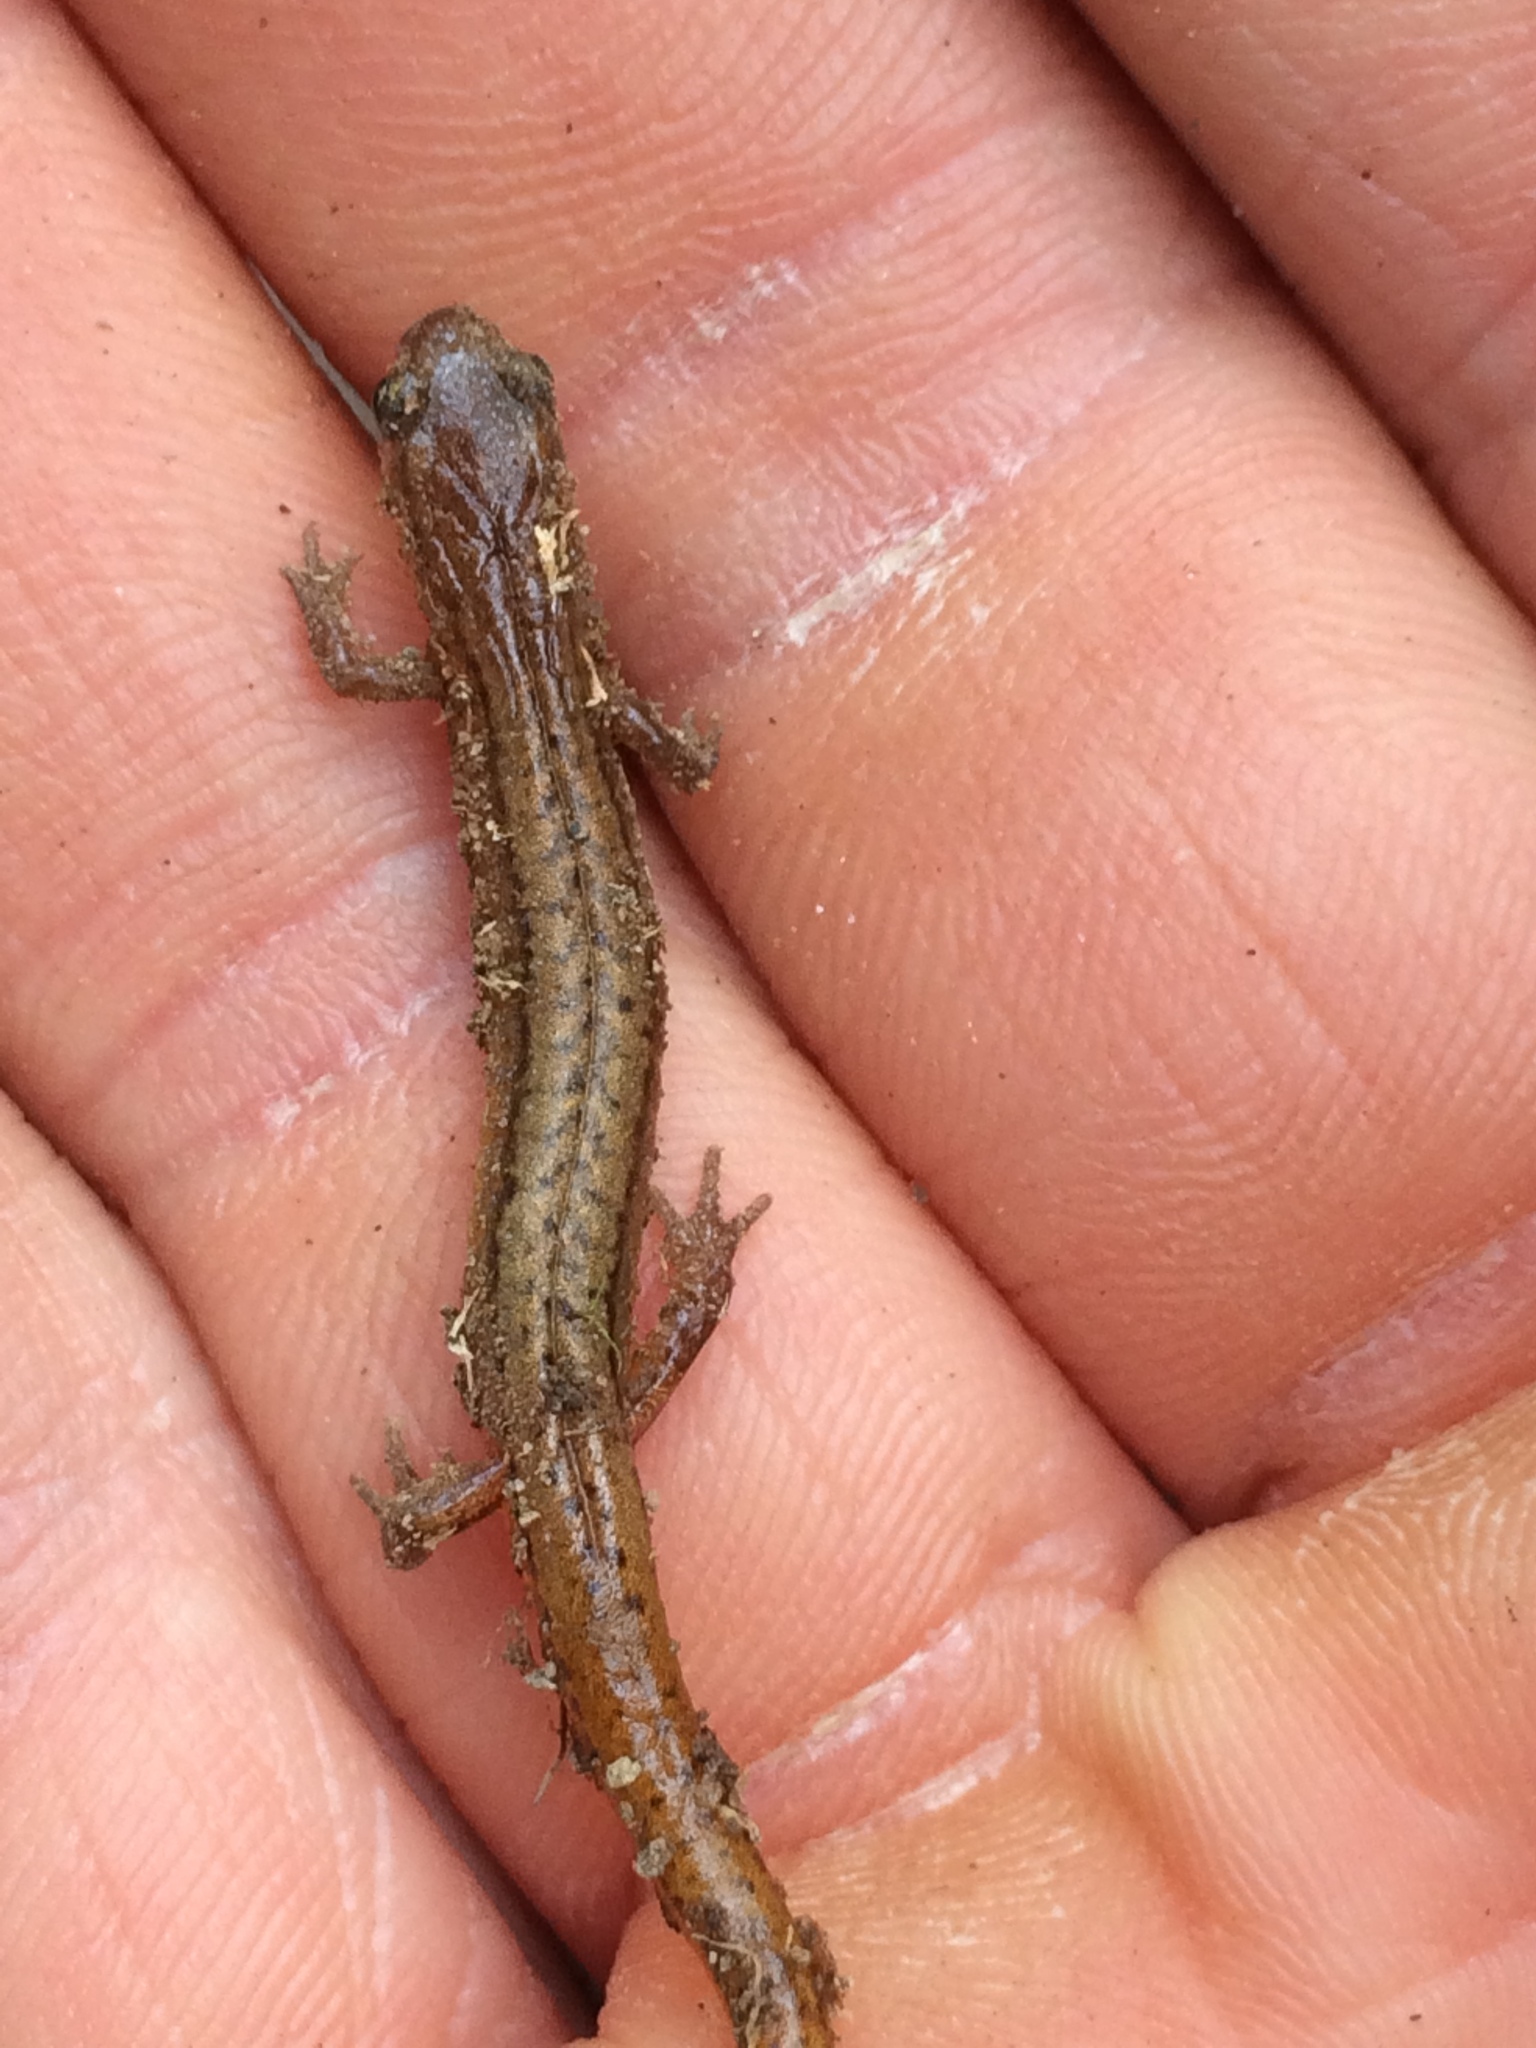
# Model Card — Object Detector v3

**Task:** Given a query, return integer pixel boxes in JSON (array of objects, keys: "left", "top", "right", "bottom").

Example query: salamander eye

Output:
[
  {"left": 373, "top": 364, "right": 423, "bottom": 437},
  {"left": 499, "top": 349, "right": 555, "bottom": 411}
]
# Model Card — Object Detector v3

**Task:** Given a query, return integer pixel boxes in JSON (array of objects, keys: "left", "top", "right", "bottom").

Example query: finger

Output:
[
  {"left": 784, "top": 1388, "right": 1536, "bottom": 2042},
  {"left": 0, "top": 1102, "right": 571, "bottom": 2038},
  {"left": 1080, "top": 2, "right": 1536, "bottom": 615}
]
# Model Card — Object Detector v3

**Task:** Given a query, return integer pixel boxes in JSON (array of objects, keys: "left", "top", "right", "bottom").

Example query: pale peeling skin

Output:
[{"left": 284, "top": 306, "right": 842, "bottom": 2048}]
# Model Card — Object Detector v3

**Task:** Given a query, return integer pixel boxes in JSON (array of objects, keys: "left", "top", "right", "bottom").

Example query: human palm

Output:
[{"left": 5, "top": 2, "right": 1536, "bottom": 2042}]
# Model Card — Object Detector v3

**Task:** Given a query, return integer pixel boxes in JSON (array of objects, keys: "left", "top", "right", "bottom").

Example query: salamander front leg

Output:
[{"left": 283, "top": 527, "right": 442, "bottom": 701}]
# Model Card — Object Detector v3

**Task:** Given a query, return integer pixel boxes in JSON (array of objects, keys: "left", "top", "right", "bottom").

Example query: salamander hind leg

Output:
[
  {"left": 621, "top": 1148, "right": 770, "bottom": 1438},
  {"left": 353, "top": 1421, "right": 507, "bottom": 1569}
]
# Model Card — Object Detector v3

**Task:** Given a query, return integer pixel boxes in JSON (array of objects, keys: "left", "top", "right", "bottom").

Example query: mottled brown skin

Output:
[{"left": 284, "top": 307, "right": 841, "bottom": 2048}]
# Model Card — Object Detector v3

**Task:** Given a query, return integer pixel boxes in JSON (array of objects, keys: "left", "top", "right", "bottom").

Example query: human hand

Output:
[{"left": 5, "top": 2, "right": 1536, "bottom": 2041}]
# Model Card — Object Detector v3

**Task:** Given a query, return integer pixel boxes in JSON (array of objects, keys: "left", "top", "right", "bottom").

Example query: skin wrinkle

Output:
[
  {"left": 745, "top": 1539, "right": 1115, "bottom": 1845},
  {"left": 368, "top": 1780, "right": 396, "bottom": 2006},
  {"left": 674, "top": 258, "right": 815, "bottom": 352},
  {"left": 793, "top": 1526, "right": 1116, "bottom": 1764},
  {"left": 779, "top": 503, "right": 978, "bottom": 650},
  {"left": 787, "top": 1614, "right": 994, "bottom": 1781},
  {"left": 577, "top": 104, "right": 1232, "bottom": 673},
  {"left": 766, "top": 318, "right": 1163, "bottom": 656},
  {"left": 1425, "top": 248, "right": 1536, "bottom": 489},
  {"left": 85, "top": 842, "right": 469, "bottom": 1165},
  {"left": 1251, "top": 1207, "right": 1536, "bottom": 1505},
  {"left": 1125, "top": 762, "right": 1381, "bottom": 1122},
  {"left": 838, "top": 1731, "right": 1032, "bottom": 1837},
  {"left": 974, "top": 790, "right": 1343, "bottom": 1204},
  {"left": 232, "top": 1636, "right": 455, "bottom": 2032},
  {"left": 594, "top": 63, "right": 1076, "bottom": 385},
  {"left": 287, "top": 1664, "right": 369, "bottom": 1999},
  {"left": 1276, "top": 106, "right": 1448, "bottom": 258},
  {"left": 1330, "top": 1939, "right": 1536, "bottom": 2048},
  {"left": 257, "top": 976, "right": 454, "bottom": 1140}
]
